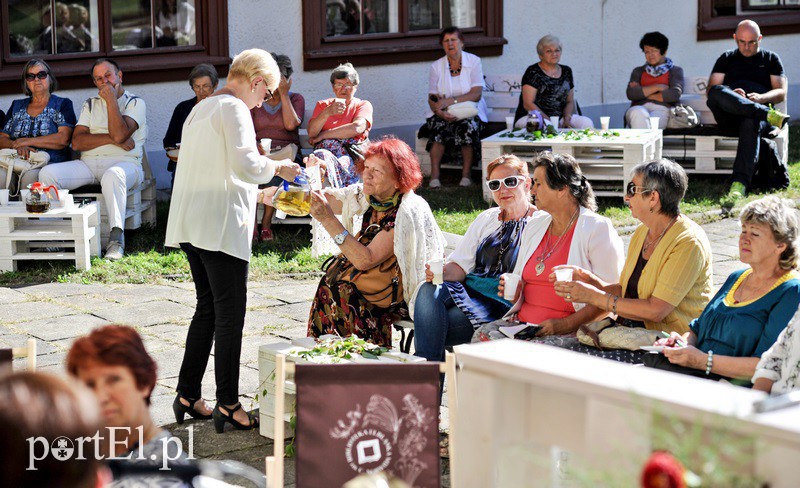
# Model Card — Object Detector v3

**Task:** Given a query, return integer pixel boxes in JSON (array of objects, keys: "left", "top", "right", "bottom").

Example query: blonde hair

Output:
[
  {"left": 740, "top": 196, "right": 800, "bottom": 270},
  {"left": 228, "top": 48, "right": 280, "bottom": 92},
  {"left": 486, "top": 154, "right": 529, "bottom": 179}
]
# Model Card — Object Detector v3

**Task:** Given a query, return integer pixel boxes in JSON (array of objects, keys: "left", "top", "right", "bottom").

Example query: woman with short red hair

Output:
[{"left": 274, "top": 137, "right": 445, "bottom": 346}]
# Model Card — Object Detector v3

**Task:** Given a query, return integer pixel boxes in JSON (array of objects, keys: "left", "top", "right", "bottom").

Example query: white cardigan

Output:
[
  {"left": 326, "top": 184, "right": 446, "bottom": 317},
  {"left": 753, "top": 307, "right": 800, "bottom": 394},
  {"left": 165, "top": 94, "right": 279, "bottom": 262},
  {"left": 505, "top": 207, "right": 625, "bottom": 317},
  {"left": 447, "top": 207, "right": 530, "bottom": 273},
  {"left": 426, "top": 51, "right": 488, "bottom": 122}
]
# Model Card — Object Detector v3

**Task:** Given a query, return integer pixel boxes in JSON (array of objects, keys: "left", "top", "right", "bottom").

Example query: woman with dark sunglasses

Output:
[
  {"left": 552, "top": 159, "right": 713, "bottom": 363},
  {"left": 414, "top": 154, "right": 535, "bottom": 363},
  {"left": 0, "top": 59, "right": 75, "bottom": 193},
  {"left": 473, "top": 152, "right": 624, "bottom": 343}
]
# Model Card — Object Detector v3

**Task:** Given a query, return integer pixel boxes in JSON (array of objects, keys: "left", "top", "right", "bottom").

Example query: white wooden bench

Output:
[
  {"left": 394, "top": 230, "right": 463, "bottom": 354},
  {"left": 662, "top": 76, "right": 789, "bottom": 174},
  {"left": 71, "top": 152, "right": 157, "bottom": 247}
]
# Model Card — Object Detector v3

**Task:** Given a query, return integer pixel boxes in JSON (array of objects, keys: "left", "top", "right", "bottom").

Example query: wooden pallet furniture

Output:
[
  {"left": 71, "top": 152, "right": 157, "bottom": 247},
  {"left": 0, "top": 201, "right": 100, "bottom": 271}
]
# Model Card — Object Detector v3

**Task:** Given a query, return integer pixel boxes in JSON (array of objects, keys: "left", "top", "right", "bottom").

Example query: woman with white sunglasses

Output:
[
  {"left": 474, "top": 152, "right": 624, "bottom": 342},
  {"left": 414, "top": 154, "right": 536, "bottom": 363}
]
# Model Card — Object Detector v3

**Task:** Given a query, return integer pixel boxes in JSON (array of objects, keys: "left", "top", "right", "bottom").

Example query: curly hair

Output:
[
  {"left": 740, "top": 196, "right": 800, "bottom": 270},
  {"left": 358, "top": 137, "right": 422, "bottom": 193}
]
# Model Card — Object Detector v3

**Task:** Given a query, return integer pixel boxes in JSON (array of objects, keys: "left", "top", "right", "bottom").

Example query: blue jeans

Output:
[
  {"left": 413, "top": 282, "right": 475, "bottom": 362},
  {"left": 706, "top": 84, "right": 772, "bottom": 187}
]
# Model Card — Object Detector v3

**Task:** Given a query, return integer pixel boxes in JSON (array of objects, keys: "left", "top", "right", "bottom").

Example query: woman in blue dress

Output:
[
  {"left": 413, "top": 154, "right": 536, "bottom": 362},
  {"left": 650, "top": 196, "right": 800, "bottom": 382},
  {"left": 0, "top": 59, "right": 76, "bottom": 193}
]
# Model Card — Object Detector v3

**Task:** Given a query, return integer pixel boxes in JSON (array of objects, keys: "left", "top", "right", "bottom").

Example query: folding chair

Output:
[
  {"left": 0, "top": 338, "right": 36, "bottom": 375},
  {"left": 266, "top": 352, "right": 458, "bottom": 488}
]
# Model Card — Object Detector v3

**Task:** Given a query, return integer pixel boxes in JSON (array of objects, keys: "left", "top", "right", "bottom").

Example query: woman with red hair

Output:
[{"left": 271, "top": 137, "right": 445, "bottom": 346}]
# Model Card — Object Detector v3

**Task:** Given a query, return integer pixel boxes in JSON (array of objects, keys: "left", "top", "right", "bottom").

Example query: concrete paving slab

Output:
[
  {"left": 12, "top": 313, "right": 109, "bottom": 341},
  {"left": 80, "top": 300, "right": 195, "bottom": 327},
  {"left": 99, "top": 284, "right": 190, "bottom": 304},
  {"left": 14, "top": 282, "right": 107, "bottom": 298},
  {"left": 0, "top": 286, "right": 29, "bottom": 304},
  {"left": 0, "top": 300, "right": 85, "bottom": 326}
]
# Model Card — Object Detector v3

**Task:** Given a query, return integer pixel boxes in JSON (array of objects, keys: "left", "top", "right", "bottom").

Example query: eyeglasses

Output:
[
  {"left": 25, "top": 71, "right": 48, "bottom": 81},
  {"left": 487, "top": 176, "right": 526, "bottom": 192},
  {"left": 333, "top": 82, "right": 354, "bottom": 90},
  {"left": 626, "top": 181, "right": 651, "bottom": 197},
  {"left": 264, "top": 88, "right": 273, "bottom": 102}
]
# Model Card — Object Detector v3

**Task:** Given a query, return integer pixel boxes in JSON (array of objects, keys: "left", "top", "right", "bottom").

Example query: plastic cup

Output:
[
  {"left": 260, "top": 138, "right": 272, "bottom": 153},
  {"left": 649, "top": 116, "right": 660, "bottom": 130},
  {"left": 549, "top": 116, "right": 560, "bottom": 129},
  {"left": 428, "top": 259, "right": 444, "bottom": 285},
  {"left": 505, "top": 116, "right": 515, "bottom": 131},
  {"left": 305, "top": 165, "right": 322, "bottom": 191},
  {"left": 600, "top": 116, "right": 610, "bottom": 131},
  {"left": 501, "top": 272, "right": 521, "bottom": 301},
  {"left": 20, "top": 189, "right": 30, "bottom": 202},
  {"left": 554, "top": 267, "right": 574, "bottom": 282},
  {"left": 0, "top": 189, "right": 8, "bottom": 206},
  {"left": 275, "top": 209, "right": 287, "bottom": 219}
]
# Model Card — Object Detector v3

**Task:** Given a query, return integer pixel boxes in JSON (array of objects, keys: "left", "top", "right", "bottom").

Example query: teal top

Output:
[{"left": 690, "top": 268, "right": 800, "bottom": 357}]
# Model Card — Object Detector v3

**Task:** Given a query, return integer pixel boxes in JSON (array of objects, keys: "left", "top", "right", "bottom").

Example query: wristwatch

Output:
[{"left": 334, "top": 229, "right": 349, "bottom": 245}]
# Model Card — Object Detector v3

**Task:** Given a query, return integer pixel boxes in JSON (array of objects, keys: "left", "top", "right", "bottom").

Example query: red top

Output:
[
  {"left": 639, "top": 71, "right": 669, "bottom": 87},
  {"left": 517, "top": 223, "right": 577, "bottom": 324},
  {"left": 311, "top": 97, "right": 373, "bottom": 141}
]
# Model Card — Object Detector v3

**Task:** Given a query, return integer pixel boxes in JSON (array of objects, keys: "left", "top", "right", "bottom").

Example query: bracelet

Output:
[
  {"left": 611, "top": 295, "right": 620, "bottom": 315},
  {"left": 605, "top": 293, "right": 612, "bottom": 312},
  {"left": 705, "top": 350, "right": 714, "bottom": 376}
]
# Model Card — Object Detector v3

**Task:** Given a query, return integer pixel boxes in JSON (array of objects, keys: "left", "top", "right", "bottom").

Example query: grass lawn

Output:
[{"left": 2, "top": 125, "right": 798, "bottom": 286}]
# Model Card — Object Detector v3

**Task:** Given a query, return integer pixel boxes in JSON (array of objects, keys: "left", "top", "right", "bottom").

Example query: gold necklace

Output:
[
  {"left": 535, "top": 208, "right": 579, "bottom": 276},
  {"left": 642, "top": 216, "right": 677, "bottom": 254}
]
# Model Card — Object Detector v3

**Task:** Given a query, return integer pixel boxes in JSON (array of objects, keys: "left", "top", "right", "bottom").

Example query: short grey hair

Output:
[
  {"left": 631, "top": 158, "right": 687, "bottom": 217},
  {"left": 536, "top": 35, "right": 561, "bottom": 56},
  {"left": 188, "top": 63, "right": 219, "bottom": 88},
  {"left": 740, "top": 196, "right": 800, "bottom": 270},
  {"left": 330, "top": 62, "right": 359, "bottom": 86}
]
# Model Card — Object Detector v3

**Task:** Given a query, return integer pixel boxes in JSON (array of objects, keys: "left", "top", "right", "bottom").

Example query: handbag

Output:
[
  {"left": 446, "top": 101, "right": 479, "bottom": 121},
  {"left": 577, "top": 317, "right": 659, "bottom": 351},
  {"left": 0, "top": 148, "right": 50, "bottom": 195},
  {"left": 666, "top": 104, "right": 699, "bottom": 129}
]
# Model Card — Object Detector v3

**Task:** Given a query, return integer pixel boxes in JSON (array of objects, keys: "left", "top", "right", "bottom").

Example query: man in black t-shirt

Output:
[{"left": 706, "top": 20, "right": 790, "bottom": 211}]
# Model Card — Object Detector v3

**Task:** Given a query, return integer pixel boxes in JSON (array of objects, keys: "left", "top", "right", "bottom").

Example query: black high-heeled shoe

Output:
[
  {"left": 212, "top": 403, "right": 258, "bottom": 433},
  {"left": 172, "top": 394, "right": 212, "bottom": 424}
]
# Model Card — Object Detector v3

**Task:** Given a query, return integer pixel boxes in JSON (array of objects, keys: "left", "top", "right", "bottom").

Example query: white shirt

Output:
[
  {"left": 165, "top": 94, "right": 279, "bottom": 262},
  {"left": 426, "top": 51, "right": 488, "bottom": 122},
  {"left": 77, "top": 90, "right": 147, "bottom": 162}
]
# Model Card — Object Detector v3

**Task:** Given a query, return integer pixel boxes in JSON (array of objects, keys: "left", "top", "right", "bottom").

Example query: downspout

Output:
[{"left": 600, "top": 0, "right": 608, "bottom": 104}]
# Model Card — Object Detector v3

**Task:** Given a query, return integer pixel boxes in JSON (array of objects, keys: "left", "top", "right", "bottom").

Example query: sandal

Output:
[
  {"left": 172, "top": 394, "right": 212, "bottom": 424},
  {"left": 439, "top": 432, "right": 450, "bottom": 458},
  {"left": 260, "top": 228, "right": 274, "bottom": 241},
  {"left": 212, "top": 402, "right": 259, "bottom": 433}
]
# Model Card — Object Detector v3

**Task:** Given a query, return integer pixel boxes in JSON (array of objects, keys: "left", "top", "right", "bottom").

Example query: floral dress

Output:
[{"left": 307, "top": 204, "right": 407, "bottom": 347}]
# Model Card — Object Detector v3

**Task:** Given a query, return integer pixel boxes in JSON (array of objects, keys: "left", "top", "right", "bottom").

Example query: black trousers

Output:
[{"left": 177, "top": 243, "right": 249, "bottom": 405}]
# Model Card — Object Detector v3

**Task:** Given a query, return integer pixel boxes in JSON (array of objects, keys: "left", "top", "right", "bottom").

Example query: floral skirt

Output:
[
  {"left": 313, "top": 139, "right": 363, "bottom": 187},
  {"left": 424, "top": 115, "right": 483, "bottom": 165},
  {"left": 307, "top": 278, "right": 408, "bottom": 347}
]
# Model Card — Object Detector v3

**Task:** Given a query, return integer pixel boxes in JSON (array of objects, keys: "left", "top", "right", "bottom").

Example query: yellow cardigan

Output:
[{"left": 619, "top": 215, "right": 713, "bottom": 334}]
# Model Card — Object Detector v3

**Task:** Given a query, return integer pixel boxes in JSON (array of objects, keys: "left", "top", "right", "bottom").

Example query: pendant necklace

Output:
[
  {"left": 535, "top": 208, "right": 579, "bottom": 276},
  {"left": 642, "top": 216, "right": 677, "bottom": 254}
]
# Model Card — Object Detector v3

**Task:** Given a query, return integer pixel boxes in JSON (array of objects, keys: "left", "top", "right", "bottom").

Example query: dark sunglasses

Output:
[
  {"left": 487, "top": 175, "right": 525, "bottom": 192},
  {"left": 626, "top": 181, "right": 651, "bottom": 197},
  {"left": 25, "top": 71, "right": 49, "bottom": 81}
]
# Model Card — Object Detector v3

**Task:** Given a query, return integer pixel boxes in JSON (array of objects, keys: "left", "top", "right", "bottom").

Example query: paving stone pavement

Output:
[{"left": 0, "top": 215, "right": 745, "bottom": 486}]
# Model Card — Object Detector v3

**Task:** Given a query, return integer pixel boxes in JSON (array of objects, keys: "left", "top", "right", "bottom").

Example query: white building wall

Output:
[{"left": 1, "top": 0, "right": 797, "bottom": 188}]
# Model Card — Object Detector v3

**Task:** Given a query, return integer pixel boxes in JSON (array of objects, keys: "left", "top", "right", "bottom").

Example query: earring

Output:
[{"left": 650, "top": 207, "right": 654, "bottom": 213}]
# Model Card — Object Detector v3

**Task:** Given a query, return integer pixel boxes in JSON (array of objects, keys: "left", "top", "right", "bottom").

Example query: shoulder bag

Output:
[
  {"left": 577, "top": 317, "right": 659, "bottom": 351},
  {"left": 0, "top": 148, "right": 50, "bottom": 195}
]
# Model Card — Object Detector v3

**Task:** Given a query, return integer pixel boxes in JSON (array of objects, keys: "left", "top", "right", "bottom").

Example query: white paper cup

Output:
[
  {"left": 260, "top": 138, "right": 272, "bottom": 153},
  {"left": 501, "top": 272, "right": 521, "bottom": 301},
  {"left": 428, "top": 259, "right": 444, "bottom": 285},
  {"left": 505, "top": 116, "right": 515, "bottom": 131},
  {"left": 649, "top": 116, "right": 660, "bottom": 130},
  {"left": 600, "top": 116, "right": 610, "bottom": 131},
  {"left": 305, "top": 165, "right": 322, "bottom": 191},
  {"left": 0, "top": 189, "right": 8, "bottom": 206},
  {"left": 20, "top": 189, "right": 30, "bottom": 202},
  {"left": 62, "top": 194, "right": 74, "bottom": 209},
  {"left": 554, "top": 267, "right": 574, "bottom": 282},
  {"left": 275, "top": 209, "right": 287, "bottom": 219},
  {"left": 549, "top": 116, "right": 560, "bottom": 129}
]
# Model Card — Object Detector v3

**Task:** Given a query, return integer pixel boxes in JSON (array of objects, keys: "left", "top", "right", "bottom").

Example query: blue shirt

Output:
[
  {"left": 691, "top": 268, "right": 800, "bottom": 358},
  {"left": 2, "top": 95, "right": 76, "bottom": 163}
]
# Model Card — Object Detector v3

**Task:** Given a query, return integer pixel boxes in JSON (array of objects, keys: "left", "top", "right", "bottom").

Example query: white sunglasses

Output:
[{"left": 486, "top": 175, "right": 526, "bottom": 192}]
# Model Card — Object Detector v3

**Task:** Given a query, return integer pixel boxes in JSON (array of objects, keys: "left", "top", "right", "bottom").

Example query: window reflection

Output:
[
  {"left": 327, "top": 0, "right": 398, "bottom": 36},
  {"left": 7, "top": 0, "right": 97, "bottom": 56},
  {"left": 408, "top": 0, "right": 476, "bottom": 32},
  {"left": 156, "top": 0, "right": 196, "bottom": 47},
  {"left": 112, "top": 0, "right": 152, "bottom": 50}
]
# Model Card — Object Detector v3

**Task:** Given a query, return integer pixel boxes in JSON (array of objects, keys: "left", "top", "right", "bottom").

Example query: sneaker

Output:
[
  {"left": 459, "top": 177, "right": 472, "bottom": 187},
  {"left": 428, "top": 178, "right": 441, "bottom": 189},
  {"left": 104, "top": 241, "right": 124, "bottom": 261},
  {"left": 767, "top": 107, "right": 790, "bottom": 129},
  {"left": 720, "top": 181, "right": 746, "bottom": 215}
]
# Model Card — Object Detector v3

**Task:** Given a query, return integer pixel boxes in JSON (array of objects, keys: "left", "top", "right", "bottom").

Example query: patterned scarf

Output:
[
  {"left": 645, "top": 57, "right": 674, "bottom": 77},
  {"left": 368, "top": 192, "right": 401, "bottom": 212}
]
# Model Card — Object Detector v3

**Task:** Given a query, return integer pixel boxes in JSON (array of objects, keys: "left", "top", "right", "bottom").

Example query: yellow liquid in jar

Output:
[{"left": 273, "top": 189, "right": 311, "bottom": 216}]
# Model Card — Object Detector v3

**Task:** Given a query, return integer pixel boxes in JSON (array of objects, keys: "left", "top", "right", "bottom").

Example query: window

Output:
[
  {"left": 302, "top": 0, "right": 504, "bottom": 71},
  {"left": 0, "top": 0, "right": 229, "bottom": 93},
  {"left": 698, "top": 0, "right": 800, "bottom": 40}
]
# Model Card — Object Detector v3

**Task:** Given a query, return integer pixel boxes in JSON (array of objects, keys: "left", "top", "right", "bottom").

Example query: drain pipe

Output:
[{"left": 600, "top": 0, "right": 608, "bottom": 105}]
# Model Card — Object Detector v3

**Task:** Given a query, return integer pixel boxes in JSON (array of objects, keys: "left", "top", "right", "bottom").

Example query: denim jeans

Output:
[
  {"left": 413, "top": 282, "right": 475, "bottom": 362},
  {"left": 177, "top": 243, "right": 249, "bottom": 405},
  {"left": 706, "top": 84, "right": 772, "bottom": 187}
]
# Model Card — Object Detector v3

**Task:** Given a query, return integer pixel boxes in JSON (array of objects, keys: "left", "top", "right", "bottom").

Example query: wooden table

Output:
[
  {"left": 0, "top": 202, "right": 100, "bottom": 272},
  {"left": 481, "top": 128, "right": 663, "bottom": 201}
]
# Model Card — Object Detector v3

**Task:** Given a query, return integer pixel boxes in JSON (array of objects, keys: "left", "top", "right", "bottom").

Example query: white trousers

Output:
[
  {"left": 39, "top": 157, "right": 143, "bottom": 230},
  {"left": 625, "top": 102, "right": 671, "bottom": 129}
]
